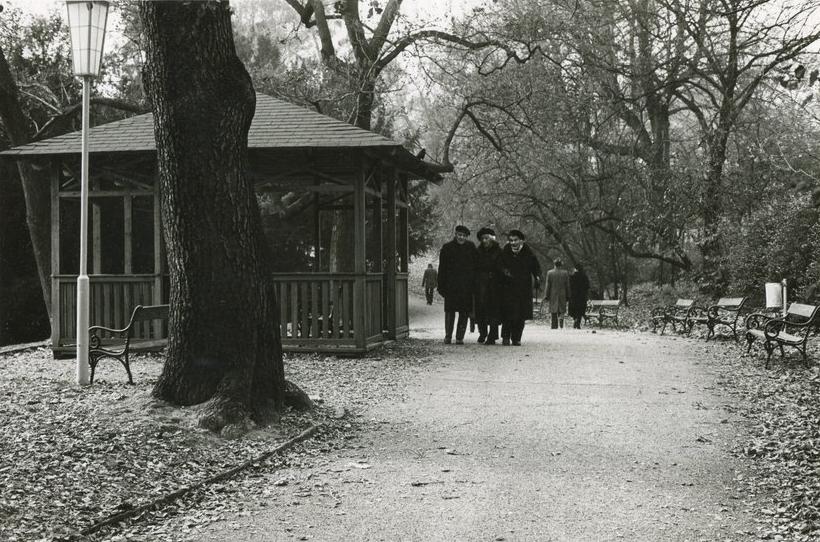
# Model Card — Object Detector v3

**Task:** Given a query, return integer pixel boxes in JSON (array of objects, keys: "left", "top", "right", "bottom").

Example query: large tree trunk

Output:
[
  {"left": 0, "top": 161, "right": 49, "bottom": 345},
  {"left": 140, "top": 1, "right": 285, "bottom": 433},
  {"left": 0, "top": 48, "right": 52, "bottom": 327},
  {"left": 700, "top": 126, "right": 731, "bottom": 285}
]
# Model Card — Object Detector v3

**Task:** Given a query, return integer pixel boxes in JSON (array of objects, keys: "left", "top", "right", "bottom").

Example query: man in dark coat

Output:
[
  {"left": 422, "top": 263, "right": 438, "bottom": 305},
  {"left": 497, "top": 229, "right": 541, "bottom": 346},
  {"left": 474, "top": 227, "right": 502, "bottom": 344},
  {"left": 568, "top": 264, "right": 591, "bottom": 329},
  {"left": 437, "top": 225, "right": 477, "bottom": 344}
]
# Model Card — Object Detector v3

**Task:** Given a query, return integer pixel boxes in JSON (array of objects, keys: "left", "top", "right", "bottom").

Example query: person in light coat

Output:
[{"left": 545, "top": 258, "right": 571, "bottom": 329}]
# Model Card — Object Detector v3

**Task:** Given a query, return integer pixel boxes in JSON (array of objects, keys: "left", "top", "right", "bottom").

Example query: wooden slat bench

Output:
[
  {"left": 585, "top": 300, "right": 621, "bottom": 327},
  {"left": 687, "top": 297, "right": 748, "bottom": 341},
  {"left": 745, "top": 303, "right": 819, "bottom": 368},
  {"left": 650, "top": 298, "right": 695, "bottom": 335},
  {"left": 89, "top": 304, "right": 169, "bottom": 384}
]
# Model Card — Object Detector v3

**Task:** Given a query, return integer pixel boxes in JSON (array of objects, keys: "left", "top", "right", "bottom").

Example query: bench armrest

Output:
[
  {"left": 765, "top": 315, "right": 816, "bottom": 337},
  {"left": 688, "top": 305, "right": 708, "bottom": 317},
  {"left": 745, "top": 312, "right": 774, "bottom": 331},
  {"left": 89, "top": 324, "right": 131, "bottom": 337},
  {"left": 764, "top": 318, "right": 786, "bottom": 339}
]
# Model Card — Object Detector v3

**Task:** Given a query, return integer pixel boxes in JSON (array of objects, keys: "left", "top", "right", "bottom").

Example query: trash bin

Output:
[{"left": 765, "top": 282, "right": 782, "bottom": 309}]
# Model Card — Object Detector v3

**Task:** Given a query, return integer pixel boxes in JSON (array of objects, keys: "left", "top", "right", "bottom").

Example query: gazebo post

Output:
[
  {"left": 353, "top": 159, "right": 367, "bottom": 349},
  {"left": 384, "top": 168, "right": 397, "bottom": 339},
  {"left": 152, "top": 175, "right": 163, "bottom": 312},
  {"left": 313, "top": 192, "right": 321, "bottom": 270},
  {"left": 399, "top": 174, "right": 410, "bottom": 333},
  {"left": 50, "top": 159, "right": 61, "bottom": 349}
]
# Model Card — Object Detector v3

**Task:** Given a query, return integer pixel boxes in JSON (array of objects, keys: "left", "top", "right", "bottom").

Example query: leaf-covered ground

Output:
[
  {"left": 704, "top": 336, "right": 820, "bottom": 541},
  {"left": 0, "top": 341, "right": 435, "bottom": 541},
  {"left": 3, "top": 317, "right": 820, "bottom": 541}
]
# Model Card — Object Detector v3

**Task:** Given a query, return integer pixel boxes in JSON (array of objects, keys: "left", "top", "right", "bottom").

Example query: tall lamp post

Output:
[{"left": 66, "top": 0, "right": 109, "bottom": 385}]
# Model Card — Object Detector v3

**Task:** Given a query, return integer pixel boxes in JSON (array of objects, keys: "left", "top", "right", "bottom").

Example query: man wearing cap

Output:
[
  {"left": 475, "top": 227, "right": 502, "bottom": 344},
  {"left": 437, "top": 225, "right": 478, "bottom": 344},
  {"left": 497, "top": 229, "right": 542, "bottom": 346}
]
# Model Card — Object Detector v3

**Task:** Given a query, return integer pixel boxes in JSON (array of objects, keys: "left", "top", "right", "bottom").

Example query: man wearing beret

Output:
[
  {"left": 475, "top": 227, "right": 502, "bottom": 344},
  {"left": 437, "top": 225, "right": 478, "bottom": 344},
  {"left": 497, "top": 229, "right": 542, "bottom": 346}
]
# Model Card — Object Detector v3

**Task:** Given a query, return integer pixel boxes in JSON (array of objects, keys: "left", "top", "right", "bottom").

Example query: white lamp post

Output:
[{"left": 66, "top": 0, "right": 109, "bottom": 385}]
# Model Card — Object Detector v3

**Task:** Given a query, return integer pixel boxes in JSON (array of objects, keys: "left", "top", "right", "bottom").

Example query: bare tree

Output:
[{"left": 667, "top": 0, "right": 820, "bottom": 277}]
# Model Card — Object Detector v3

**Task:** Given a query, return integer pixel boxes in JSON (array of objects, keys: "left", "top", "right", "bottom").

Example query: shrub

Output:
[{"left": 722, "top": 194, "right": 820, "bottom": 304}]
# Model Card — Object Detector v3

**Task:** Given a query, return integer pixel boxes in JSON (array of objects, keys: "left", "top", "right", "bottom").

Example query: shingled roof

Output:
[{"left": 1, "top": 93, "right": 444, "bottom": 181}]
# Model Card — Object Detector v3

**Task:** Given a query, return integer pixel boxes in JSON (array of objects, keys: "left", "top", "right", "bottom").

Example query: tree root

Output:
[
  {"left": 284, "top": 379, "right": 314, "bottom": 411},
  {"left": 79, "top": 424, "right": 321, "bottom": 537},
  {"left": 198, "top": 395, "right": 255, "bottom": 437}
]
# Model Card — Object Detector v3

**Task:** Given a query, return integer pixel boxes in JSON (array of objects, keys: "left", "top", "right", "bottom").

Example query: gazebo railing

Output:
[
  {"left": 54, "top": 272, "right": 398, "bottom": 353},
  {"left": 54, "top": 274, "right": 164, "bottom": 346},
  {"left": 272, "top": 273, "right": 386, "bottom": 349}
]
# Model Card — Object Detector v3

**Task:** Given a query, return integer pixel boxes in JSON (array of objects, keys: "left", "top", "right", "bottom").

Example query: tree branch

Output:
[{"left": 31, "top": 98, "right": 147, "bottom": 141}]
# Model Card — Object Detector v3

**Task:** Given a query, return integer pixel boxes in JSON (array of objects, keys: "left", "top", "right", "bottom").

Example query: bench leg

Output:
[
  {"left": 120, "top": 353, "right": 135, "bottom": 385},
  {"left": 764, "top": 341, "right": 775, "bottom": 369},
  {"left": 745, "top": 333, "right": 755, "bottom": 353},
  {"left": 705, "top": 323, "right": 714, "bottom": 342},
  {"left": 779, "top": 344, "right": 785, "bottom": 358},
  {"left": 660, "top": 320, "right": 668, "bottom": 335},
  {"left": 800, "top": 344, "right": 810, "bottom": 367},
  {"left": 89, "top": 356, "right": 98, "bottom": 385}
]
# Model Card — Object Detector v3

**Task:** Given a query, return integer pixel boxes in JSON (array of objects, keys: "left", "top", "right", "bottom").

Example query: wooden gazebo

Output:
[{"left": 1, "top": 94, "right": 443, "bottom": 355}]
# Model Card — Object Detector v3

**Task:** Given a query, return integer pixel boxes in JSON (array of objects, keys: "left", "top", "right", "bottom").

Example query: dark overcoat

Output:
[
  {"left": 422, "top": 267, "right": 438, "bottom": 289},
  {"left": 568, "top": 269, "right": 591, "bottom": 319},
  {"left": 497, "top": 243, "right": 542, "bottom": 321},
  {"left": 437, "top": 239, "right": 477, "bottom": 312},
  {"left": 475, "top": 240, "right": 502, "bottom": 324}
]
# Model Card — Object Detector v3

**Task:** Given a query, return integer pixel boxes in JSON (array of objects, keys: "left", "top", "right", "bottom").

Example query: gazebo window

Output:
[
  {"left": 96, "top": 198, "right": 124, "bottom": 274},
  {"left": 132, "top": 196, "right": 155, "bottom": 274},
  {"left": 59, "top": 198, "right": 82, "bottom": 275},
  {"left": 58, "top": 191, "right": 155, "bottom": 275}
]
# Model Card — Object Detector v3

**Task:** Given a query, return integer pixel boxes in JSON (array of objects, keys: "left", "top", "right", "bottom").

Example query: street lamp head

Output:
[{"left": 65, "top": 1, "right": 109, "bottom": 78}]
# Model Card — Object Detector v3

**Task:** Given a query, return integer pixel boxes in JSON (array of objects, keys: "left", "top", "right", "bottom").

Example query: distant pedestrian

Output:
[
  {"left": 438, "top": 225, "right": 477, "bottom": 344},
  {"left": 545, "top": 258, "right": 571, "bottom": 329},
  {"left": 568, "top": 264, "right": 590, "bottom": 329},
  {"left": 497, "top": 229, "right": 541, "bottom": 346},
  {"left": 474, "top": 227, "right": 502, "bottom": 345},
  {"left": 422, "top": 263, "right": 438, "bottom": 305}
]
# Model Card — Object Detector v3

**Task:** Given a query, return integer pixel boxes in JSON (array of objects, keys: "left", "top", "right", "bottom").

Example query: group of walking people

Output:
[
  {"left": 429, "top": 225, "right": 591, "bottom": 346},
  {"left": 430, "top": 225, "right": 589, "bottom": 346}
]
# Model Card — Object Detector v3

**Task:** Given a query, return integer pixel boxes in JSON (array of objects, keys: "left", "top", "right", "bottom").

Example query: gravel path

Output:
[{"left": 201, "top": 297, "right": 755, "bottom": 541}]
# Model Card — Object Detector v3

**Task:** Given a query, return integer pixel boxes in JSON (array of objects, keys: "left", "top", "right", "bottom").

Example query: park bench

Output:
[
  {"left": 687, "top": 297, "right": 748, "bottom": 341},
  {"left": 650, "top": 298, "right": 695, "bottom": 335},
  {"left": 88, "top": 304, "right": 169, "bottom": 384},
  {"left": 745, "top": 303, "right": 820, "bottom": 368},
  {"left": 585, "top": 299, "right": 621, "bottom": 327}
]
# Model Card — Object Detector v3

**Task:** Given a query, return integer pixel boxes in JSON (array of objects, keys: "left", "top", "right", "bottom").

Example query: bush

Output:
[
  {"left": 618, "top": 280, "right": 701, "bottom": 329},
  {"left": 722, "top": 194, "right": 820, "bottom": 304}
]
